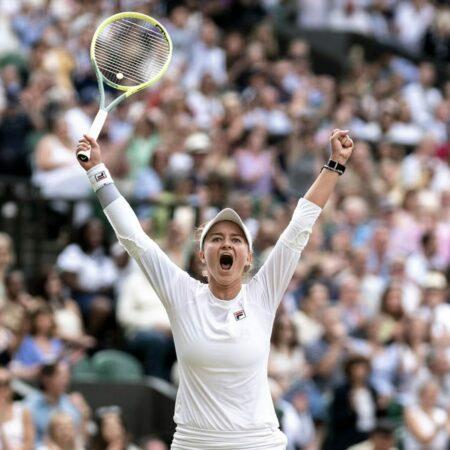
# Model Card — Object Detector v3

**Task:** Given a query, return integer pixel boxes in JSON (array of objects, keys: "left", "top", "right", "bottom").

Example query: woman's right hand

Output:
[{"left": 76, "top": 134, "right": 102, "bottom": 171}]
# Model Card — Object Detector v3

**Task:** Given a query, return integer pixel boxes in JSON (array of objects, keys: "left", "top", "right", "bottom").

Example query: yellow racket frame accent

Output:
[
  {"left": 90, "top": 11, "right": 173, "bottom": 101},
  {"left": 77, "top": 12, "right": 172, "bottom": 162}
]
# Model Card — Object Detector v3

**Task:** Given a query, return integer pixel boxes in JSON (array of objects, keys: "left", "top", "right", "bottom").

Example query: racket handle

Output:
[{"left": 77, "top": 109, "right": 108, "bottom": 162}]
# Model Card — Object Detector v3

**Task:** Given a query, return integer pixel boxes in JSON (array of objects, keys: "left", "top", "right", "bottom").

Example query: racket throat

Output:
[{"left": 88, "top": 109, "right": 108, "bottom": 140}]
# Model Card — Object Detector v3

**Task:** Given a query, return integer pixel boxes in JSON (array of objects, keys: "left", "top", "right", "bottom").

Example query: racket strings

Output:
[
  {"left": 96, "top": 28, "right": 167, "bottom": 83},
  {"left": 94, "top": 17, "right": 170, "bottom": 87}
]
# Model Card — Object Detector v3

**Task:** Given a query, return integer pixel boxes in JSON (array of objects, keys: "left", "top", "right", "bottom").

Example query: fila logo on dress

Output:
[{"left": 234, "top": 309, "right": 246, "bottom": 321}]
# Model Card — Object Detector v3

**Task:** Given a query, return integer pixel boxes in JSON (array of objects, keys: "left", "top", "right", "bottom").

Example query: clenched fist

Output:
[{"left": 330, "top": 129, "right": 354, "bottom": 165}]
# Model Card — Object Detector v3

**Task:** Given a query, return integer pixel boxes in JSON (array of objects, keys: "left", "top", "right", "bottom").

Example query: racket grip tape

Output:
[{"left": 77, "top": 109, "right": 108, "bottom": 162}]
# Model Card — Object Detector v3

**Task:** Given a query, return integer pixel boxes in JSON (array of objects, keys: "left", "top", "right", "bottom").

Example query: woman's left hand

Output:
[{"left": 330, "top": 129, "right": 354, "bottom": 165}]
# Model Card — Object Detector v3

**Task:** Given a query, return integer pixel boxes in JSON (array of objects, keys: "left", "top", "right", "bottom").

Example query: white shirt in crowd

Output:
[
  {"left": 57, "top": 244, "right": 117, "bottom": 292},
  {"left": 403, "top": 406, "right": 449, "bottom": 450},
  {"left": 394, "top": 1, "right": 435, "bottom": 53},
  {"left": 117, "top": 268, "right": 170, "bottom": 335},
  {"left": 103, "top": 193, "right": 321, "bottom": 449}
]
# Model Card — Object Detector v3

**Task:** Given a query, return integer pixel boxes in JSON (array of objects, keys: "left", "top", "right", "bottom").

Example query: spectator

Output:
[
  {"left": 11, "top": 305, "right": 64, "bottom": 380},
  {"left": 397, "top": 315, "right": 430, "bottom": 406},
  {"left": 305, "top": 306, "right": 349, "bottom": 393},
  {"left": 418, "top": 272, "right": 450, "bottom": 345},
  {"left": 57, "top": 218, "right": 116, "bottom": 339},
  {"left": 92, "top": 406, "right": 140, "bottom": 450},
  {"left": 183, "top": 19, "right": 227, "bottom": 90},
  {"left": 26, "top": 361, "right": 90, "bottom": 445},
  {"left": 337, "top": 275, "right": 368, "bottom": 336},
  {"left": 37, "top": 412, "right": 81, "bottom": 450},
  {"left": 32, "top": 111, "right": 90, "bottom": 200},
  {"left": 376, "top": 284, "right": 405, "bottom": 345},
  {"left": 347, "top": 418, "right": 399, "bottom": 450},
  {"left": 403, "top": 378, "right": 450, "bottom": 450},
  {"left": 0, "top": 367, "right": 34, "bottom": 450},
  {"left": 394, "top": 0, "right": 435, "bottom": 54},
  {"left": 235, "top": 127, "right": 275, "bottom": 197},
  {"left": 269, "top": 314, "right": 310, "bottom": 392},
  {"left": 117, "top": 268, "right": 175, "bottom": 381},
  {"left": 1, "top": 270, "right": 37, "bottom": 345},
  {"left": 324, "top": 355, "right": 384, "bottom": 450},
  {"left": 292, "top": 281, "right": 327, "bottom": 347},
  {"left": 34, "top": 267, "right": 95, "bottom": 353}
]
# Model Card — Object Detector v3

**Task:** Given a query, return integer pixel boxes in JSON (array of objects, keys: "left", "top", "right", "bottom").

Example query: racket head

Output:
[{"left": 90, "top": 12, "right": 173, "bottom": 96}]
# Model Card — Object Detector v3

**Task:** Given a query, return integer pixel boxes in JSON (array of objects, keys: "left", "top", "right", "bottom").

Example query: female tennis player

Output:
[{"left": 76, "top": 129, "right": 353, "bottom": 450}]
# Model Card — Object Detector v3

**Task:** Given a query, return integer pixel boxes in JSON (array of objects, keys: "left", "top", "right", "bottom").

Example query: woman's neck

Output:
[{"left": 209, "top": 279, "right": 242, "bottom": 300}]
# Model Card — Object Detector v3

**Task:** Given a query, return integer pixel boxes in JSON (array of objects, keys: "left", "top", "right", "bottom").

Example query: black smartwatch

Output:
[{"left": 321, "top": 159, "right": 346, "bottom": 176}]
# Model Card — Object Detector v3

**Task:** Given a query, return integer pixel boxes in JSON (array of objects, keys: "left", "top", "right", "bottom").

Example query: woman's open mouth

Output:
[{"left": 220, "top": 254, "right": 233, "bottom": 270}]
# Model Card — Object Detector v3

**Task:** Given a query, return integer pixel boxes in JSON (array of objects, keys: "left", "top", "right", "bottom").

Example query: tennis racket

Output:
[{"left": 77, "top": 12, "right": 173, "bottom": 162}]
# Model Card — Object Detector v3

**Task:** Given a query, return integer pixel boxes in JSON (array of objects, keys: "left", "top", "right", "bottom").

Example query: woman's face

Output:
[
  {"left": 45, "top": 271, "right": 63, "bottom": 297},
  {"left": 200, "top": 221, "right": 252, "bottom": 288},
  {"left": 101, "top": 413, "right": 125, "bottom": 442},
  {"left": 280, "top": 318, "right": 295, "bottom": 343},
  {"left": 34, "top": 312, "right": 54, "bottom": 336},
  {"left": 384, "top": 288, "right": 402, "bottom": 315},
  {"left": 51, "top": 414, "right": 75, "bottom": 446},
  {"left": 350, "top": 362, "right": 370, "bottom": 385}
]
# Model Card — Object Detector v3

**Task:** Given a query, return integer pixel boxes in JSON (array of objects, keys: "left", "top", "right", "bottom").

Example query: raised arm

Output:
[
  {"left": 249, "top": 129, "right": 354, "bottom": 314},
  {"left": 76, "top": 135, "right": 198, "bottom": 310},
  {"left": 304, "top": 129, "right": 354, "bottom": 208}
]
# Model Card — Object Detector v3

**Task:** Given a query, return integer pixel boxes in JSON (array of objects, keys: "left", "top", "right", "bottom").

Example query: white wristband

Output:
[{"left": 87, "top": 163, "right": 113, "bottom": 192}]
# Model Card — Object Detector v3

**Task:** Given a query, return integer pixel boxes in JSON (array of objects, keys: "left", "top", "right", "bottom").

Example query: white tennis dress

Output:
[{"left": 103, "top": 195, "right": 321, "bottom": 449}]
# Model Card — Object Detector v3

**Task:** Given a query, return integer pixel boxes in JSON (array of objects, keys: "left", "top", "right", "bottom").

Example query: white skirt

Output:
[{"left": 171, "top": 424, "right": 287, "bottom": 449}]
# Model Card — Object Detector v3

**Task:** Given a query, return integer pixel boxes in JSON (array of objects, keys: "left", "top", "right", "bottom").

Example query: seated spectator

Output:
[
  {"left": 394, "top": 1, "right": 435, "bottom": 54},
  {"left": 0, "top": 367, "right": 34, "bottom": 450},
  {"left": 269, "top": 314, "right": 310, "bottom": 393},
  {"left": 26, "top": 361, "right": 90, "bottom": 445},
  {"left": 347, "top": 418, "right": 398, "bottom": 450},
  {"left": 270, "top": 380, "right": 315, "bottom": 450},
  {"left": 403, "top": 379, "right": 450, "bottom": 450},
  {"left": 324, "top": 355, "right": 384, "bottom": 450},
  {"left": 234, "top": 127, "right": 275, "bottom": 198},
  {"left": 305, "top": 306, "right": 348, "bottom": 393},
  {"left": 349, "top": 320, "right": 401, "bottom": 401},
  {"left": 418, "top": 272, "right": 450, "bottom": 344},
  {"left": 397, "top": 316, "right": 430, "bottom": 406},
  {"left": 57, "top": 218, "right": 116, "bottom": 339},
  {"left": 37, "top": 412, "right": 82, "bottom": 450},
  {"left": 92, "top": 406, "right": 140, "bottom": 450},
  {"left": 375, "top": 284, "right": 405, "bottom": 345},
  {"left": 413, "top": 348, "right": 450, "bottom": 411},
  {"left": 117, "top": 268, "right": 175, "bottom": 381},
  {"left": 337, "top": 275, "right": 368, "bottom": 336},
  {"left": 32, "top": 110, "right": 90, "bottom": 199},
  {"left": 2, "top": 270, "right": 40, "bottom": 337},
  {"left": 291, "top": 282, "right": 327, "bottom": 346},
  {"left": 34, "top": 267, "right": 95, "bottom": 352},
  {"left": 11, "top": 305, "right": 63, "bottom": 379}
]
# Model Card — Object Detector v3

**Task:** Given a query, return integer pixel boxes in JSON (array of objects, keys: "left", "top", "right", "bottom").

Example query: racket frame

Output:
[{"left": 77, "top": 12, "right": 172, "bottom": 162}]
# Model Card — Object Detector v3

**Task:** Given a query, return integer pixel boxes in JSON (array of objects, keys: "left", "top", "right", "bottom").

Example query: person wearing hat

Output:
[{"left": 76, "top": 129, "right": 354, "bottom": 450}]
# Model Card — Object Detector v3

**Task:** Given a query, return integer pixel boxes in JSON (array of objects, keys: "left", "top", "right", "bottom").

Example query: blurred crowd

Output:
[{"left": 0, "top": 0, "right": 450, "bottom": 449}]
